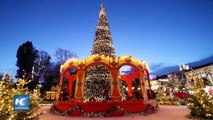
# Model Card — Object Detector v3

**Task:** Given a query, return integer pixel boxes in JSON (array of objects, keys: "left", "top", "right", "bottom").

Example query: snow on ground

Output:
[{"left": 39, "top": 105, "right": 190, "bottom": 120}]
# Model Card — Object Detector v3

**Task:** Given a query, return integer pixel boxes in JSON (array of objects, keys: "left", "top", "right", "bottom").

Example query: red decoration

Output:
[
  {"left": 173, "top": 91, "right": 189, "bottom": 99},
  {"left": 52, "top": 101, "right": 156, "bottom": 117}
]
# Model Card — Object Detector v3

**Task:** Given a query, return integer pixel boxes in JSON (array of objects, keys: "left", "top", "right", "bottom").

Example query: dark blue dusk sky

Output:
[{"left": 0, "top": 0, "right": 213, "bottom": 75}]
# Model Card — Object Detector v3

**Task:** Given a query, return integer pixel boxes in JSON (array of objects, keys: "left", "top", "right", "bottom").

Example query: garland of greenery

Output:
[{"left": 50, "top": 103, "right": 158, "bottom": 117}]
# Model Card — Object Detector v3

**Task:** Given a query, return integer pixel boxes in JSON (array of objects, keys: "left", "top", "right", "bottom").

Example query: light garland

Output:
[
  {"left": 186, "top": 69, "right": 213, "bottom": 119},
  {"left": 50, "top": 103, "right": 158, "bottom": 117},
  {"left": 0, "top": 74, "right": 43, "bottom": 120}
]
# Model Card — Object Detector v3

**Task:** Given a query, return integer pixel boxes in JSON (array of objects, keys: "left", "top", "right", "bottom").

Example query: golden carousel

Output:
[{"left": 51, "top": 55, "right": 158, "bottom": 117}]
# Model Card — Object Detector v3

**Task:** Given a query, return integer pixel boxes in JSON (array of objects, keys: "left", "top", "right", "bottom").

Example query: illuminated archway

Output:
[{"left": 57, "top": 54, "right": 150, "bottom": 102}]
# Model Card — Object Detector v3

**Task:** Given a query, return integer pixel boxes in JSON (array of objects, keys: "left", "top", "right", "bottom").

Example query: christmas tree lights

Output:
[
  {"left": 0, "top": 74, "right": 42, "bottom": 120},
  {"left": 84, "top": 4, "right": 116, "bottom": 102},
  {"left": 186, "top": 69, "right": 213, "bottom": 119}
]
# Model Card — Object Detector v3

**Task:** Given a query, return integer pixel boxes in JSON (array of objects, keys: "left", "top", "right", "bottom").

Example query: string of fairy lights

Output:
[
  {"left": 0, "top": 74, "right": 44, "bottom": 120},
  {"left": 50, "top": 104, "right": 158, "bottom": 117},
  {"left": 84, "top": 4, "right": 116, "bottom": 102}
]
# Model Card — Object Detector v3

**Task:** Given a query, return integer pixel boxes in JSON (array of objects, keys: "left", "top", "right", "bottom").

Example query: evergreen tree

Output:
[
  {"left": 0, "top": 74, "right": 42, "bottom": 120},
  {"left": 16, "top": 41, "right": 38, "bottom": 79},
  {"left": 186, "top": 69, "right": 213, "bottom": 119},
  {"left": 16, "top": 41, "right": 38, "bottom": 90},
  {"left": 84, "top": 4, "right": 116, "bottom": 102},
  {"left": 91, "top": 4, "right": 116, "bottom": 57}
]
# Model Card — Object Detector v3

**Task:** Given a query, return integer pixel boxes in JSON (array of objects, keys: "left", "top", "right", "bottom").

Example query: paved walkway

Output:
[{"left": 39, "top": 105, "right": 190, "bottom": 120}]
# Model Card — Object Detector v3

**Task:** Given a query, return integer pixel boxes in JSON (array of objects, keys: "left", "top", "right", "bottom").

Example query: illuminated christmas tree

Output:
[
  {"left": 186, "top": 69, "right": 213, "bottom": 119},
  {"left": 90, "top": 4, "right": 116, "bottom": 57},
  {"left": 0, "top": 74, "right": 42, "bottom": 120},
  {"left": 84, "top": 4, "right": 116, "bottom": 102}
]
